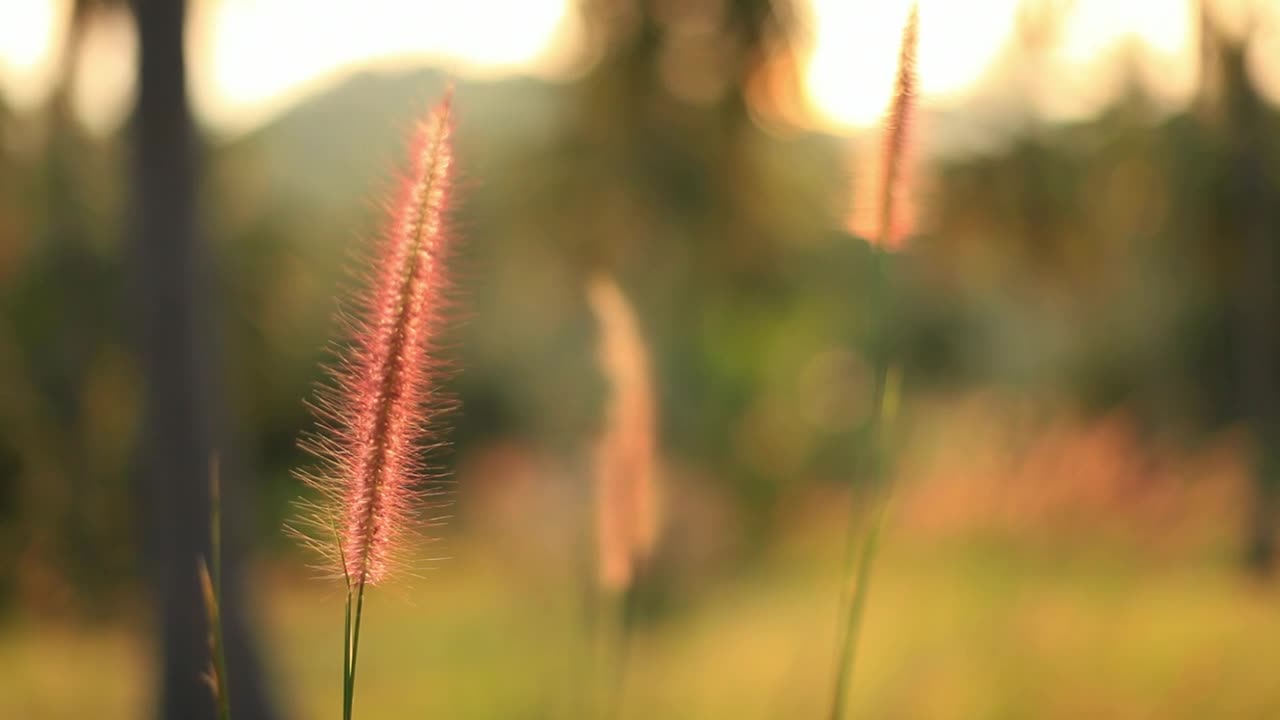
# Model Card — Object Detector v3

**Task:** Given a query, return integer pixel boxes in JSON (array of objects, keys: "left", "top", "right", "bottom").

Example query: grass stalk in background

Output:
[
  {"left": 829, "top": 4, "right": 918, "bottom": 719},
  {"left": 587, "top": 275, "right": 661, "bottom": 718},
  {"left": 289, "top": 89, "right": 462, "bottom": 720},
  {"left": 200, "top": 454, "right": 231, "bottom": 720}
]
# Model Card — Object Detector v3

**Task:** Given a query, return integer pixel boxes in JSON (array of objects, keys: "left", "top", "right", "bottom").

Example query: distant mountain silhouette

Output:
[{"left": 216, "top": 67, "right": 563, "bottom": 213}]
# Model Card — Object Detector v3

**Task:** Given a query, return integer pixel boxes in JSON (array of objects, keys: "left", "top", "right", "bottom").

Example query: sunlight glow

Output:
[
  {"left": 0, "top": 0, "right": 1257, "bottom": 139},
  {"left": 805, "top": 0, "right": 1020, "bottom": 129},
  {"left": 72, "top": 7, "right": 137, "bottom": 136},
  {"left": 188, "top": 0, "right": 577, "bottom": 131},
  {"left": 803, "top": 0, "right": 1202, "bottom": 131},
  {"left": 1048, "top": 0, "right": 1198, "bottom": 117},
  {"left": 0, "top": 0, "right": 66, "bottom": 110}
]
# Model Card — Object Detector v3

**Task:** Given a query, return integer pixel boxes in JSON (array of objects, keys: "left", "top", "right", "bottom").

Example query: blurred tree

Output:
[
  {"left": 0, "top": 0, "right": 131, "bottom": 607},
  {"left": 572, "top": 0, "right": 801, "bottom": 269},
  {"left": 561, "top": 0, "right": 855, "bottom": 525},
  {"left": 127, "top": 1, "right": 279, "bottom": 718},
  {"left": 1194, "top": 5, "right": 1280, "bottom": 574},
  {"left": 918, "top": 1, "right": 1280, "bottom": 574}
]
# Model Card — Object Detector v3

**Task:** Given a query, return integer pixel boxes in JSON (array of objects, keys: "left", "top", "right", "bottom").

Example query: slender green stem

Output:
[
  {"left": 594, "top": 557, "right": 645, "bottom": 720},
  {"left": 209, "top": 455, "right": 232, "bottom": 720},
  {"left": 593, "top": 590, "right": 614, "bottom": 719},
  {"left": 829, "top": 483, "right": 888, "bottom": 720},
  {"left": 606, "top": 584, "right": 635, "bottom": 720},
  {"left": 578, "top": 551, "right": 598, "bottom": 720},
  {"left": 829, "top": 366, "right": 889, "bottom": 720},
  {"left": 334, "top": 527, "right": 357, "bottom": 720},
  {"left": 342, "top": 586, "right": 353, "bottom": 720},
  {"left": 830, "top": 171, "right": 902, "bottom": 717},
  {"left": 346, "top": 579, "right": 368, "bottom": 720}
]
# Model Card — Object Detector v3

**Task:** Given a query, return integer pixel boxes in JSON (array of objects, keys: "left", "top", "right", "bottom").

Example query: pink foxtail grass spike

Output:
[
  {"left": 290, "top": 89, "right": 461, "bottom": 720},
  {"left": 875, "top": 1, "right": 918, "bottom": 250},
  {"left": 846, "top": 1, "right": 919, "bottom": 250},
  {"left": 830, "top": 4, "right": 918, "bottom": 720}
]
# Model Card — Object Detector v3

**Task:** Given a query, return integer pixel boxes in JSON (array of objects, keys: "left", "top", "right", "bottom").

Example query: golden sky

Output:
[
  {"left": 0, "top": 0, "right": 1275, "bottom": 137},
  {"left": 806, "top": 0, "right": 1202, "bottom": 126}
]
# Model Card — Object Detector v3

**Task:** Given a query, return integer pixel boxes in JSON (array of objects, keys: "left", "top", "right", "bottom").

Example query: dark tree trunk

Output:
[
  {"left": 1200, "top": 8, "right": 1280, "bottom": 575},
  {"left": 1231, "top": 80, "right": 1280, "bottom": 576},
  {"left": 127, "top": 1, "right": 280, "bottom": 717}
]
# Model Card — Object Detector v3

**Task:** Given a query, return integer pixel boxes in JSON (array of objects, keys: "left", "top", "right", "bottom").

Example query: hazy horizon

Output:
[{"left": 1, "top": 0, "right": 1259, "bottom": 141}]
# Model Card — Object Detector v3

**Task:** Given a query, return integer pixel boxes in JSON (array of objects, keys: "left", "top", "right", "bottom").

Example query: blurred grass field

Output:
[{"left": 4, "top": 513, "right": 1279, "bottom": 720}]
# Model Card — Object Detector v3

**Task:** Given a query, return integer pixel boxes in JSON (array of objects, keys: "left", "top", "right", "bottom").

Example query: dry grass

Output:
[
  {"left": 5, "top": 518, "right": 1280, "bottom": 719},
  {"left": 897, "top": 393, "right": 1249, "bottom": 547},
  {"left": 2, "top": 395, "right": 1273, "bottom": 719}
]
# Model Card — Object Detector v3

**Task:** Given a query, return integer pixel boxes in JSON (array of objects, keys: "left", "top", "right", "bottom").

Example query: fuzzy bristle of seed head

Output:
[
  {"left": 291, "top": 92, "right": 460, "bottom": 587},
  {"left": 877, "top": 2, "right": 919, "bottom": 249}
]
